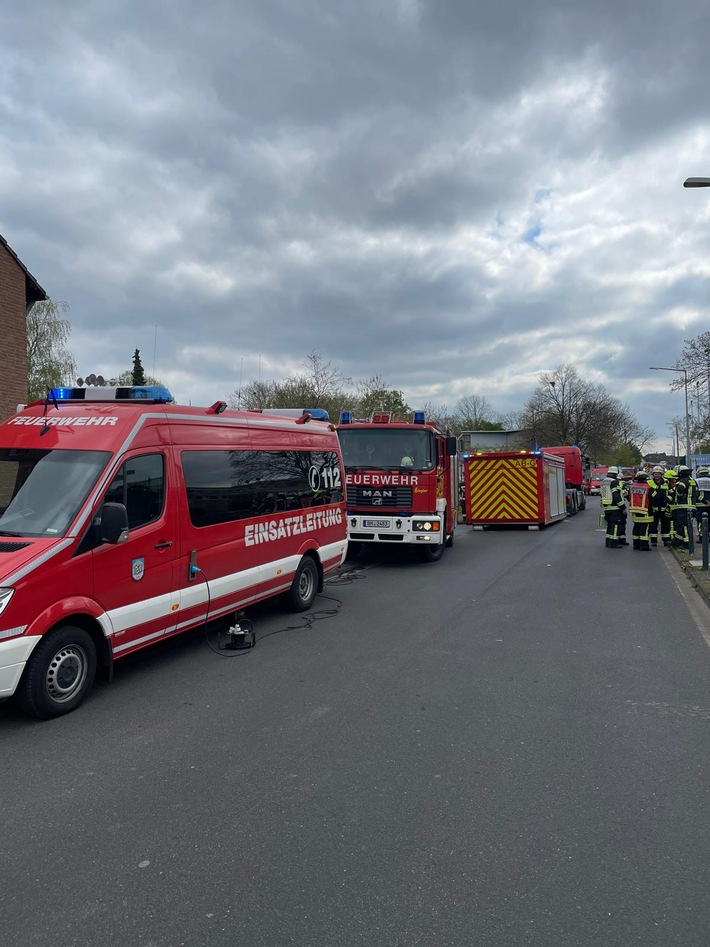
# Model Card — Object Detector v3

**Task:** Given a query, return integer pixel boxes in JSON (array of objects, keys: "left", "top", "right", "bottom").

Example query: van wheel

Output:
[
  {"left": 419, "top": 542, "right": 445, "bottom": 563},
  {"left": 285, "top": 557, "right": 319, "bottom": 612},
  {"left": 15, "top": 626, "right": 97, "bottom": 720}
]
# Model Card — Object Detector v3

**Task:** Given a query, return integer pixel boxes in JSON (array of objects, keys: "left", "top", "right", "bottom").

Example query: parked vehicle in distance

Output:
[
  {"left": 540, "top": 445, "right": 587, "bottom": 515},
  {"left": 588, "top": 467, "right": 609, "bottom": 495}
]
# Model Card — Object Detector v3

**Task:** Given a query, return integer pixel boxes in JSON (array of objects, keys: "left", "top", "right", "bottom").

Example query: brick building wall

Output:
[
  {"left": 0, "top": 242, "right": 28, "bottom": 421},
  {"left": 0, "top": 236, "right": 46, "bottom": 422}
]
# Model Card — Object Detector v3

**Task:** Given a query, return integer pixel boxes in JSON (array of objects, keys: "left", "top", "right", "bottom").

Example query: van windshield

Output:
[{"left": 0, "top": 448, "right": 111, "bottom": 538}]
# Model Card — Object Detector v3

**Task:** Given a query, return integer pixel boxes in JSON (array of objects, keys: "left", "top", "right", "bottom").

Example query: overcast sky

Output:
[{"left": 2, "top": 0, "right": 710, "bottom": 451}]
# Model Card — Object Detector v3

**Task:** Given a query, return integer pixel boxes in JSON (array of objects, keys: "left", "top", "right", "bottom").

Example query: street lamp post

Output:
[{"left": 650, "top": 366, "right": 691, "bottom": 463}]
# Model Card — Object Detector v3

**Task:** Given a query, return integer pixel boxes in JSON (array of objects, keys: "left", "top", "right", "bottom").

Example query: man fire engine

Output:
[{"left": 336, "top": 411, "right": 458, "bottom": 562}]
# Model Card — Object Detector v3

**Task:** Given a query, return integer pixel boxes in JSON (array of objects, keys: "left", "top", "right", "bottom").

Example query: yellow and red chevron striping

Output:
[{"left": 468, "top": 459, "right": 539, "bottom": 521}]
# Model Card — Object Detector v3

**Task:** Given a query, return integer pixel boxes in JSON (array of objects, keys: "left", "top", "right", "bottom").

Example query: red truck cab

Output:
[{"left": 588, "top": 467, "right": 609, "bottom": 495}]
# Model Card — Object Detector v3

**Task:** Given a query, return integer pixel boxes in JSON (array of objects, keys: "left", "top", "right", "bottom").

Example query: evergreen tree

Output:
[{"left": 132, "top": 349, "right": 146, "bottom": 386}]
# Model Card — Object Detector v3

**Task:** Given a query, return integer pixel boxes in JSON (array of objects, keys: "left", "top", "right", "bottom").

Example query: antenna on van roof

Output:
[{"left": 39, "top": 389, "right": 60, "bottom": 436}]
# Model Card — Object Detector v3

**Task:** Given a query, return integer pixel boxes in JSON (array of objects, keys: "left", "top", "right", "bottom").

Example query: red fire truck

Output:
[
  {"left": 336, "top": 411, "right": 459, "bottom": 561},
  {"left": 0, "top": 386, "right": 347, "bottom": 719},
  {"left": 541, "top": 445, "right": 587, "bottom": 515},
  {"left": 464, "top": 450, "right": 567, "bottom": 528}
]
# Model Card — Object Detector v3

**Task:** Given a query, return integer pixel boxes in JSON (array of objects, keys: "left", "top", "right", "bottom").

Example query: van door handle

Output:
[{"left": 154, "top": 540, "right": 173, "bottom": 550}]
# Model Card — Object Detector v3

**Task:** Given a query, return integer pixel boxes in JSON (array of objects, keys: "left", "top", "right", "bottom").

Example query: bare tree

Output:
[
  {"left": 303, "top": 350, "right": 351, "bottom": 401},
  {"left": 519, "top": 364, "right": 646, "bottom": 461},
  {"left": 453, "top": 393, "right": 496, "bottom": 429},
  {"left": 230, "top": 379, "right": 278, "bottom": 410},
  {"left": 353, "top": 375, "right": 411, "bottom": 419}
]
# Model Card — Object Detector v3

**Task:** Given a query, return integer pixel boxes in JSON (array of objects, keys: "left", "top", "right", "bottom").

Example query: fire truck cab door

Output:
[{"left": 90, "top": 450, "right": 180, "bottom": 654}]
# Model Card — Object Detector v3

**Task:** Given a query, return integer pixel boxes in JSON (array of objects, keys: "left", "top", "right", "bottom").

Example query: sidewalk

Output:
[{"left": 668, "top": 539, "right": 710, "bottom": 608}]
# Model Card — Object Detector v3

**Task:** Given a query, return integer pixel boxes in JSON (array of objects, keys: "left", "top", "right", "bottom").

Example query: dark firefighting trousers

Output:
[
  {"left": 604, "top": 508, "right": 624, "bottom": 547},
  {"left": 631, "top": 513, "right": 652, "bottom": 550},
  {"left": 671, "top": 506, "right": 690, "bottom": 549},
  {"left": 654, "top": 509, "right": 672, "bottom": 546},
  {"left": 694, "top": 506, "right": 710, "bottom": 541}
]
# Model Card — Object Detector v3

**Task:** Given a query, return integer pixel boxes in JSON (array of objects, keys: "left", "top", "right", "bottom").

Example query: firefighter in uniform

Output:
[
  {"left": 663, "top": 469, "right": 677, "bottom": 544},
  {"left": 619, "top": 472, "right": 629, "bottom": 541},
  {"left": 648, "top": 465, "right": 670, "bottom": 547},
  {"left": 671, "top": 465, "right": 697, "bottom": 549},
  {"left": 600, "top": 465, "right": 626, "bottom": 547},
  {"left": 693, "top": 466, "right": 710, "bottom": 541},
  {"left": 628, "top": 471, "right": 653, "bottom": 550}
]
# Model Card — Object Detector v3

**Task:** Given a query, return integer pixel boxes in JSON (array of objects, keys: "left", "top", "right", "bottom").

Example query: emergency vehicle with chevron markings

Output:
[
  {"left": 463, "top": 450, "right": 567, "bottom": 529},
  {"left": 0, "top": 386, "right": 347, "bottom": 719},
  {"left": 337, "top": 410, "right": 459, "bottom": 561}
]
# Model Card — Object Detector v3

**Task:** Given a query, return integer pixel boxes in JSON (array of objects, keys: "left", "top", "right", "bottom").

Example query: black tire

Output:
[
  {"left": 284, "top": 556, "right": 319, "bottom": 612},
  {"left": 15, "top": 626, "right": 97, "bottom": 720},
  {"left": 419, "top": 541, "right": 445, "bottom": 562},
  {"left": 445, "top": 529, "right": 455, "bottom": 548}
]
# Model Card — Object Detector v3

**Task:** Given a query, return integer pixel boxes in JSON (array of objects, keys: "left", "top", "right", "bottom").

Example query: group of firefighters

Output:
[{"left": 600, "top": 464, "right": 710, "bottom": 550}]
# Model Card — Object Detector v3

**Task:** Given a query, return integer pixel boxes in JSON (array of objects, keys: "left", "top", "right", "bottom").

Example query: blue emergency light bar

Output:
[
  {"left": 339, "top": 411, "right": 353, "bottom": 424},
  {"left": 412, "top": 410, "right": 426, "bottom": 424},
  {"left": 49, "top": 386, "right": 174, "bottom": 404},
  {"left": 302, "top": 408, "right": 329, "bottom": 421}
]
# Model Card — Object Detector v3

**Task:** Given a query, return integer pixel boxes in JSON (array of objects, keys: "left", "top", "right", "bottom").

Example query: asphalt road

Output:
[{"left": 1, "top": 513, "right": 709, "bottom": 947}]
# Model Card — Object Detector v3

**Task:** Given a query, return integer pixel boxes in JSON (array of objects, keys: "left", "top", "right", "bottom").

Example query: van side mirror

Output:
[
  {"left": 99, "top": 502, "right": 129, "bottom": 544},
  {"left": 446, "top": 436, "right": 458, "bottom": 456}
]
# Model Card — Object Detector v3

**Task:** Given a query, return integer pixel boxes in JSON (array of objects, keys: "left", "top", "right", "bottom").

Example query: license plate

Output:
[{"left": 362, "top": 519, "right": 390, "bottom": 528}]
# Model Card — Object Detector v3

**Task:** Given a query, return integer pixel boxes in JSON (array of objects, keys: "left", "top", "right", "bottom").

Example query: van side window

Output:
[
  {"left": 105, "top": 454, "right": 165, "bottom": 529},
  {"left": 181, "top": 450, "right": 342, "bottom": 528}
]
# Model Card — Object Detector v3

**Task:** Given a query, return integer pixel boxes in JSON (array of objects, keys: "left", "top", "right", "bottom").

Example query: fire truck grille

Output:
[{"left": 348, "top": 486, "right": 413, "bottom": 508}]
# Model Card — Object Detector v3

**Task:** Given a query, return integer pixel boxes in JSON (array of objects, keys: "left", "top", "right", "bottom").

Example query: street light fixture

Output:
[{"left": 650, "top": 366, "right": 691, "bottom": 463}]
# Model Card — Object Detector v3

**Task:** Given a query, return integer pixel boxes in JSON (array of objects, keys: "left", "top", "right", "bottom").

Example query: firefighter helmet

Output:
[
  {"left": 607, "top": 465, "right": 619, "bottom": 475},
  {"left": 678, "top": 465, "right": 691, "bottom": 475},
  {"left": 697, "top": 466, "right": 709, "bottom": 476},
  {"left": 652, "top": 465, "right": 665, "bottom": 473},
  {"left": 664, "top": 469, "right": 677, "bottom": 479}
]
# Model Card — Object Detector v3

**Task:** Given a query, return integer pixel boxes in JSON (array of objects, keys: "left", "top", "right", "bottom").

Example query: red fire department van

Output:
[
  {"left": 336, "top": 410, "right": 459, "bottom": 561},
  {"left": 0, "top": 386, "right": 347, "bottom": 719}
]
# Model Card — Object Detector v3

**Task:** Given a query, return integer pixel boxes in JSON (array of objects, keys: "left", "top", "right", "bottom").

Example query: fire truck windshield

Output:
[
  {"left": 0, "top": 448, "right": 111, "bottom": 538},
  {"left": 338, "top": 428, "right": 435, "bottom": 471}
]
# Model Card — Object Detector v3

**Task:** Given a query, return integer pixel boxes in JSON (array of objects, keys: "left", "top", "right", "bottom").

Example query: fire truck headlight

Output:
[
  {"left": 0, "top": 588, "right": 15, "bottom": 616},
  {"left": 412, "top": 520, "right": 440, "bottom": 533}
]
